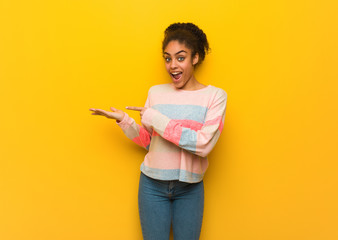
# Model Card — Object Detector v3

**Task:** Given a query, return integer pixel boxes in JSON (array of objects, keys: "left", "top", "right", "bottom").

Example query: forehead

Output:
[{"left": 164, "top": 40, "right": 191, "bottom": 55}]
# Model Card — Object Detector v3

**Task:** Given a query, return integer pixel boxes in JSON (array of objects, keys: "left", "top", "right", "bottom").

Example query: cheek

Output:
[
  {"left": 181, "top": 62, "right": 192, "bottom": 73},
  {"left": 165, "top": 63, "right": 170, "bottom": 72}
]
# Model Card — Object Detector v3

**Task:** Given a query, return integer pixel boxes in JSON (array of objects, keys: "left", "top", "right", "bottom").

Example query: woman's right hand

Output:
[{"left": 89, "top": 107, "right": 125, "bottom": 122}]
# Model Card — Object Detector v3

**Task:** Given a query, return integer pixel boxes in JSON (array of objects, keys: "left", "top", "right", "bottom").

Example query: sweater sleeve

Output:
[
  {"left": 141, "top": 89, "right": 227, "bottom": 157},
  {"left": 116, "top": 96, "right": 152, "bottom": 151}
]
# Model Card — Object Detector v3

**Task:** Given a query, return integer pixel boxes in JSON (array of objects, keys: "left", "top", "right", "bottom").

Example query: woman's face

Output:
[{"left": 163, "top": 40, "right": 199, "bottom": 90}]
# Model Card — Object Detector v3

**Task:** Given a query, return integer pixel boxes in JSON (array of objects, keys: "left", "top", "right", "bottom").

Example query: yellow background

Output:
[{"left": 1, "top": 0, "right": 337, "bottom": 239}]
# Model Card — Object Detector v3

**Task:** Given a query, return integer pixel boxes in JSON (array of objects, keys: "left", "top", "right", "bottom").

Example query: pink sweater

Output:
[{"left": 117, "top": 83, "right": 227, "bottom": 183}]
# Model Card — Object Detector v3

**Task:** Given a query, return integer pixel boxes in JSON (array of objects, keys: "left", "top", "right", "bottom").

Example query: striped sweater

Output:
[{"left": 117, "top": 83, "right": 227, "bottom": 183}]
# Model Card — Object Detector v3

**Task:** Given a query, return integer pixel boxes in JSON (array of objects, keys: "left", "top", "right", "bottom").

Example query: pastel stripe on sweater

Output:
[{"left": 117, "top": 83, "right": 227, "bottom": 183}]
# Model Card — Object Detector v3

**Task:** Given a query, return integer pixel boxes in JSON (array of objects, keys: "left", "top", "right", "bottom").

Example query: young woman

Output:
[{"left": 90, "top": 22, "right": 227, "bottom": 240}]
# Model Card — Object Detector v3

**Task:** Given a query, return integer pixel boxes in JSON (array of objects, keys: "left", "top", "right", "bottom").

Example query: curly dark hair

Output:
[{"left": 162, "top": 22, "right": 210, "bottom": 67}]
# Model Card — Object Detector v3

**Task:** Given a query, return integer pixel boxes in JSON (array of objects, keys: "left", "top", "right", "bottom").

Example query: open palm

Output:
[{"left": 89, "top": 107, "right": 125, "bottom": 122}]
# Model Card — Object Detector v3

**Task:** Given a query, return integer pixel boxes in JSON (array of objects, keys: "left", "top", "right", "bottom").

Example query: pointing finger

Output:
[{"left": 126, "top": 106, "right": 144, "bottom": 111}]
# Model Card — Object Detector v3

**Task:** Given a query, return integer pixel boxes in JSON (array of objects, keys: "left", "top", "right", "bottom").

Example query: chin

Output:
[{"left": 173, "top": 81, "right": 186, "bottom": 89}]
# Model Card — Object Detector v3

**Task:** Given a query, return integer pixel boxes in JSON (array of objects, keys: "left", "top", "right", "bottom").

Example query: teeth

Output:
[{"left": 171, "top": 72, "right": 181, "bottom": 75}]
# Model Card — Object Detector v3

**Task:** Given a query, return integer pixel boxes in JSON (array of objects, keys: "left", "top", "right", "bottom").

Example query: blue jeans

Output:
[{"left": 138, "top": 172, "right": 204, "bottom": 240}]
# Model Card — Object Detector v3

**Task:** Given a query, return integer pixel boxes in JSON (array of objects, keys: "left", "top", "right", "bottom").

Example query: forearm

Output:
[
  {"left": 117, "top": 112, "right": 152, "bottom": 150},
  {"left": 141, "top": 108, "right": 224, "bottom": 157}
]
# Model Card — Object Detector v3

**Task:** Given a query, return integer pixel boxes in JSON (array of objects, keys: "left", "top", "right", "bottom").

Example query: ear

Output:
[{"left": 192, "top": 53, "right": 199, "bottom": 66}]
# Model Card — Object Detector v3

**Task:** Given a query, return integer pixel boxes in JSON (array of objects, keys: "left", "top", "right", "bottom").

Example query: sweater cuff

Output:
[{"left": 116, "top": 112, "right": 134, "bottom": 130}]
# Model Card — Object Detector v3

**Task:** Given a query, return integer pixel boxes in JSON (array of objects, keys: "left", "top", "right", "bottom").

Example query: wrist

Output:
[{"left": 116, "top": 113, "right": 125, "bottom": 123}]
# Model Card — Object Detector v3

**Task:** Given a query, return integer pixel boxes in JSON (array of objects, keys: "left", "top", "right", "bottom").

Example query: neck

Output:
[{"left": 181, "top": 75, "right": 206, "bottom": 91}]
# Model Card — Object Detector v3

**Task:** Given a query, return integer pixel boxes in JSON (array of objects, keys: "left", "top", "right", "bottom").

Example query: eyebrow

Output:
[{"left": 163, "top": 50, "right": 187, "bottom": 56}]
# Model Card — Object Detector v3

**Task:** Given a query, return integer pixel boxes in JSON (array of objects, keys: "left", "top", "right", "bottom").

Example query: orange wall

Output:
[{"left": 1, "top": 0, "right": 337, "bottom": 239}]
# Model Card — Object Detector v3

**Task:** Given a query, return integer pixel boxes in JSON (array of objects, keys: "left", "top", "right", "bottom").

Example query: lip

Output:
[{"left": 170, "top": 71, "right": 182, "bottom": 75}]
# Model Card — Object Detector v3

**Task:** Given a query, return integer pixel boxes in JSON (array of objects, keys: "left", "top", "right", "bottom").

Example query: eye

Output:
[
  {"left": 178, "top": 57, "right": 185, "bottom": 62},
  {"left": 164, "top": 57, "right": 171, "bottom": 62}
]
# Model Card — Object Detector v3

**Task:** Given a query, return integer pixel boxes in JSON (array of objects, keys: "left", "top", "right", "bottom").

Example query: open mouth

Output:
[{"left": 171, "top": 72, "right": 182, "bottom": 81}]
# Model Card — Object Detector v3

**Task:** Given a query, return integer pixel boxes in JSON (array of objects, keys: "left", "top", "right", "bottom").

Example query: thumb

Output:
[{"left": 110, "top": 107, "right": 117, "bottom": 112}]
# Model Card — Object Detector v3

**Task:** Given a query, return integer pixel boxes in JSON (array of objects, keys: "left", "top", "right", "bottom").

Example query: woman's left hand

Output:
[{"left": 126, "top": 106, "right": 148, "bottom": 119}]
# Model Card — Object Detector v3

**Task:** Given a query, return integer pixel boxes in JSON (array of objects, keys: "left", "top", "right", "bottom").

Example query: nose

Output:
[{"left": 169, "top": 59, "right": 178, "bottom": 69}]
